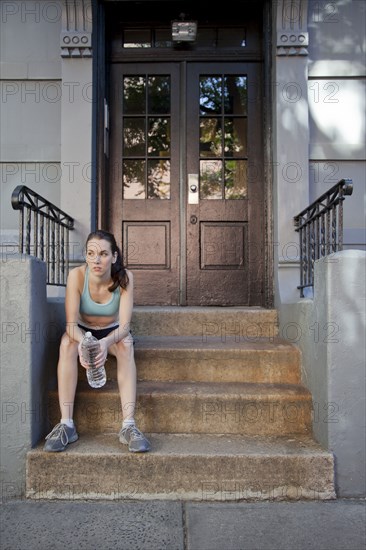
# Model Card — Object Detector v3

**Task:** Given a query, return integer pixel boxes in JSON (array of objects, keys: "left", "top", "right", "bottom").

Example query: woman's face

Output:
[{"left": 85, "top": 238, "right": 116, "bottom": 276}]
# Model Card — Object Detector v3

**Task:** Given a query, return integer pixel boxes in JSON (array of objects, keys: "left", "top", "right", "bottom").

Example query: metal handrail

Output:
[
  {"left": 11, "top": 185, "right": 75, "bottom": 286},
  {"left": 293, "top": 178, "right": 353, "bottom": 297}
]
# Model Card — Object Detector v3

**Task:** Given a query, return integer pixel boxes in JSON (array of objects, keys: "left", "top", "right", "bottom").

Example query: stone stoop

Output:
[{"left": 26, "top": 307, "right": 336, "bottom": 501}]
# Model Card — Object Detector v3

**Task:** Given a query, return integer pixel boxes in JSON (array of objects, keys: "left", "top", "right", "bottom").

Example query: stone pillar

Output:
[
  {"left": 60, "top": 0, "right": 93, "bottom": 261},
  {"left": 313, "top": 250, "right": 366, "bottom": 497},
  {"left": 0, "top": 255, "right": 49, "bottom": 499},
  {"left": 273, "top": 0, "right": 310, "bottom": 304}
]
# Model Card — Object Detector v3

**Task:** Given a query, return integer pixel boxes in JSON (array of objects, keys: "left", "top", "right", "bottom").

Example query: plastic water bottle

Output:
[{"left": 81, "top": 331, "right": 107, "bottom": 388}]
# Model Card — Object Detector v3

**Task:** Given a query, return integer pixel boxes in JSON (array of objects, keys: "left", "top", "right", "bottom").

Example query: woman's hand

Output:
[{"left": 78, "top": 339, "right": 108, "bottom": 370}]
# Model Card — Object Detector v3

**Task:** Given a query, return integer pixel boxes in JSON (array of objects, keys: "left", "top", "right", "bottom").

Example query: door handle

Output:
[{"left": 188, "top": 174, "right": 199, "bottom": 204}]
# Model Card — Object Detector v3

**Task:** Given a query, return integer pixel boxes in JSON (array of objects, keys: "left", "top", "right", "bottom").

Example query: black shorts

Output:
[
  {"left": 78, "top": 324, "right": 119, "bottom": 340},
  {"left": 77, "top": 324, "right": 135, "bottom": 344}
]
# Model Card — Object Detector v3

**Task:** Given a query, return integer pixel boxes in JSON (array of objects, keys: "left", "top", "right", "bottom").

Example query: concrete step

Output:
[
  {"left": 26, "top": 433, "right": 335, "bottom": 501},
  {"left": 28, "top": 306, "right": 336, "bottom": 502},
  {"left": 81, "top": 336, "right": 301, "bottom": 384},
  {"left": 48, "top": 381, "right": 312, "bottom": 436},
  {"left": 130, "top": 307, "right": 278, "bottom": 337}
]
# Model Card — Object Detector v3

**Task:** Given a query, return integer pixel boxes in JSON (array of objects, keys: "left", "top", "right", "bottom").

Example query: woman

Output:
[{"left": 44, "top": 230, "right": 150, "bottom": 453}]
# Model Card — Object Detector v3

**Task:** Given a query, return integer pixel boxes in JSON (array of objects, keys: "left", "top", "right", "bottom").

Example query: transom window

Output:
[{"left": 122, "top": 27, "right": 246, "bottom": 49}]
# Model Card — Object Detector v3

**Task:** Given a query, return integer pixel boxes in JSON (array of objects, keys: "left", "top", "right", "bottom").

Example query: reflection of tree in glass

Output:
[
  {"left": 148, "top": 118, "right": 170, "bottom": 155},
  {"left": 199, "top": 75, "right": 247, "bottom": 115},
  {"left": 224, "top": 76, "right": 247, "bottom": 115},
  {"left": 224, "top": 119, "right": 245, "bottom": 156},
  {"left": 148, "top": 118, "right": 171, "bottom": 198},
  {"left": 148, "top": 76, "right": 170, "bottom": 114},
  {"left": 122, "top": 75, "right": 171, "bottom": 199},
  {"left": 225, "top": 160, "right": 247, "bottom": 199},
  {"left": 200, "top": 160, "right": 222, "bottom": 199},
  {"left": 200, "top": 77, "right": 222, "bottom": 114},
  {"left": 148, "top": 160, "right": 170, "bottom": 199},
  {"left": 199, "top": 76, "right": 247, "bottom": 199},
  {"left": 124, "top": 119, "right": 145, "bottom": 156},
  {"left": 123, "top": 160, "right": 145, "bottom": 199},
  {"left": 123, "top": 77, "right": 145, "bottom": 114},
  {"left": 200, "top": 118, "right": 222, "bottom": 157}
]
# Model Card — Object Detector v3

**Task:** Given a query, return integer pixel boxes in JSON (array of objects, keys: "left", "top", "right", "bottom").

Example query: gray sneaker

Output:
[
  {"left": 44, "top": 423, "right": 78, "bottom": 452},
  {"left": 119, "top": 425, "right": 151, "bottom": 452}
]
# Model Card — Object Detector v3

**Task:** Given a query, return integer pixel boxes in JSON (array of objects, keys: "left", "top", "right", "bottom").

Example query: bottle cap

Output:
[{"left": 85, "top": 331, "right": 92, "bottom": 337}]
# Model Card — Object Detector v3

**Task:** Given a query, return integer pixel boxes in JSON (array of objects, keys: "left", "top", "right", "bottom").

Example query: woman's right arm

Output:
[{"left": 65, "top": 267, "right": 85, "bottom": 344}]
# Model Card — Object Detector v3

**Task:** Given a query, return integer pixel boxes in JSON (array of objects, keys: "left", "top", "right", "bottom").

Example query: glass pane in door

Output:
[
  {"left": 199, "top": 74, "right": 248, "bottom": 199},
  {"left": 122, "top": 75, "right": 171, "bottom": 199}
]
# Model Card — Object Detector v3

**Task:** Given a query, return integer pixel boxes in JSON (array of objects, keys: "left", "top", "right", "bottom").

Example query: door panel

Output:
[
  {"left": 109, "top": 63, "right": 181, "bottom": 305},
  {"left": 186, "top": 63, "right": 264, "bottom": 305}
]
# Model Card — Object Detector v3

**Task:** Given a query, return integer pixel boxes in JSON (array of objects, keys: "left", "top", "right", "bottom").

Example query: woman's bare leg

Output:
[
  {"left": 44, "top": 332, "right": 79, "bottom": 451},
  {"left": 57, "top": 332, "right": 79, "bottom": 419},
  {"left": 109, "top": 335, "right": 150, "bottom": 452},
  {"left": 109, "top": 334, "right": 136, "bottom": 422}
]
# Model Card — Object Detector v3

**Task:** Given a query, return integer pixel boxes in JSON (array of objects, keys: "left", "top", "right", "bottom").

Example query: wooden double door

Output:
[{"left": 109, "top": 61, "right": 264, "bottom": 305}]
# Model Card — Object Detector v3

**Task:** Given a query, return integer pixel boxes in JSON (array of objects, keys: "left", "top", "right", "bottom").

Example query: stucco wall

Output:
[
  {"left": 280, "top": 250, "right": 366, "bottom": 497},
  {"left": 274, "top": 0, "right": 366, "bottom": 307},
  {"left": 276, "top": 5, "right": 366, "bottom": 497},
  {"left": 0, "top": 254, "right": 65, "bottom": 499},
  {"left": 307, "top": 0, "right": 366, "bottom": 250},
  {"left": 1, "top": 255, "right": 44, "bottom": 497},
  {"left": 0, "top": 1, "right": 62, "bottom": 243},
  {"left": 0, "top": 0, "right": 92, "bottom": 262}
]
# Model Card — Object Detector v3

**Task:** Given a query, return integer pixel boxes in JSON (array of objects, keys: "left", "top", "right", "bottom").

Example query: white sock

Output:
[
  {"left": 122, "top": 419, "right": 135, "bottom": 429},
  {"left": 61, "top": 418, "right": 74, "bottom": 428}
]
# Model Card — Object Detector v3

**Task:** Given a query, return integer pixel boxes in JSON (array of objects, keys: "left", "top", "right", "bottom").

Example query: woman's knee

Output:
[
  {"left": 59, "top": 332, "right": 78, "bottom": 356},
  {"left": 112, "top": 339, "right": 134, "bottom": 361}
]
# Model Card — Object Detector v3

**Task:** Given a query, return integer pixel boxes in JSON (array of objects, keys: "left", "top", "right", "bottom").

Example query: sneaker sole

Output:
[
  {"left": 119, "top": 435, "right": 151, "bottom": 452},
  {"left": 44, "top": 433, "right": 79, "bottom": 452},
  {"left": 129, "top": 445, "right": 151, "bottom": 453}
]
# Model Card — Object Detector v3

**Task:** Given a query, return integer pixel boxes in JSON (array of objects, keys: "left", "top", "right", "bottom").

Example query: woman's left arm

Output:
[
  {"left": 96, "top": 271, "right": 134, "bottom": 362},
  {"left": 110, "top": 269, "right": 134, "bottom": 344}
]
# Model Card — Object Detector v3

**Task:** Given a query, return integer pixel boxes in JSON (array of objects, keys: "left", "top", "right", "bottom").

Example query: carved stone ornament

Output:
[
  {"left": 276, "top": 0, "right": 309, "bottom": 57},
  {"left": 60, "top": 0, "right": 92, "bottom": 58},
  {"left": 277, "top": 32, "right": 309, "bottom": 56}
]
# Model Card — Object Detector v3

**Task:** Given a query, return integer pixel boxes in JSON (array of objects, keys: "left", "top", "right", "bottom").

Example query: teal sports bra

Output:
[{"left": 79, "top": 267, "right": 120, "bottom": 317}]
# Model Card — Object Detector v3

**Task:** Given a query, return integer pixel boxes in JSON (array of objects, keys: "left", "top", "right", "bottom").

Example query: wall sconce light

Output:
[{"left": 172, "top": 15, "right": 197, "bottom": 42}]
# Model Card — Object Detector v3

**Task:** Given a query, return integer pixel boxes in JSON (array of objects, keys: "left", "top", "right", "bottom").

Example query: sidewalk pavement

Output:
[{"left": 1, "top": 498, "right": 365, "bottom": 550}]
